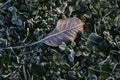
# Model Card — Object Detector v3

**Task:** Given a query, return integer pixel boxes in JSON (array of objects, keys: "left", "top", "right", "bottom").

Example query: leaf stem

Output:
[
  {"left": 0, "top": 0, "right": 12, "bottom": 9},
  {"left": 0, "top": 20, "right": 84, "bottom": 50}
]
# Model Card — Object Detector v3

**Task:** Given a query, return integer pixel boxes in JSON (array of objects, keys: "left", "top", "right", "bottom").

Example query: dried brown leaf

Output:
[
  {"left": 42, "top": 17, "right": 84, "bottom": 46},
  {"left": 0, "top": 18, "right": 84, "bottom": 50}
]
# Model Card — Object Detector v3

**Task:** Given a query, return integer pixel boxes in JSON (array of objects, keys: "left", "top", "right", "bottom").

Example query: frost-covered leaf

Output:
[
  {"left": 8, "top": 7, "right": 22, "bottom": 26},
  {"left": 88, "top": 33, "right": 103, "bottom": 44},
  {"left": 43, "top": 17, "right": 84, "bottom": 47}
]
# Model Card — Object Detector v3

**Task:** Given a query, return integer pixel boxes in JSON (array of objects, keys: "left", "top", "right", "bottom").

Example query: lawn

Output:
[{"left": 0, "top": 0, "right": 120, "bottom": 80}]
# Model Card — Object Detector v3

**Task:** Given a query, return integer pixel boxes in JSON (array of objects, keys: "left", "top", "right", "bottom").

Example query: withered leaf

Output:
[
  {"left": 42, "top": 17, "right": 84, "bottom": 47},
  {"left": 0, "top": 18, "right": 84, "bottom": 50}
]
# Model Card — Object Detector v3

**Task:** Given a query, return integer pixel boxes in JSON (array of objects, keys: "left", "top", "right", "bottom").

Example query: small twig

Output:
[
  {"left": 71, "top": 62, "right": 79, "bottom": 69},
  {"left": 0, "top": 0, "right": 12, "bottom": 9},
  {"left": 94, "top": 24, "right": 97, "bottom": 34},
  {"left": 99, "top": 55, "right": 110, "bottom": 65},
  {"left": 111, "top": 63, "right": 118, "bottom": 73}
]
